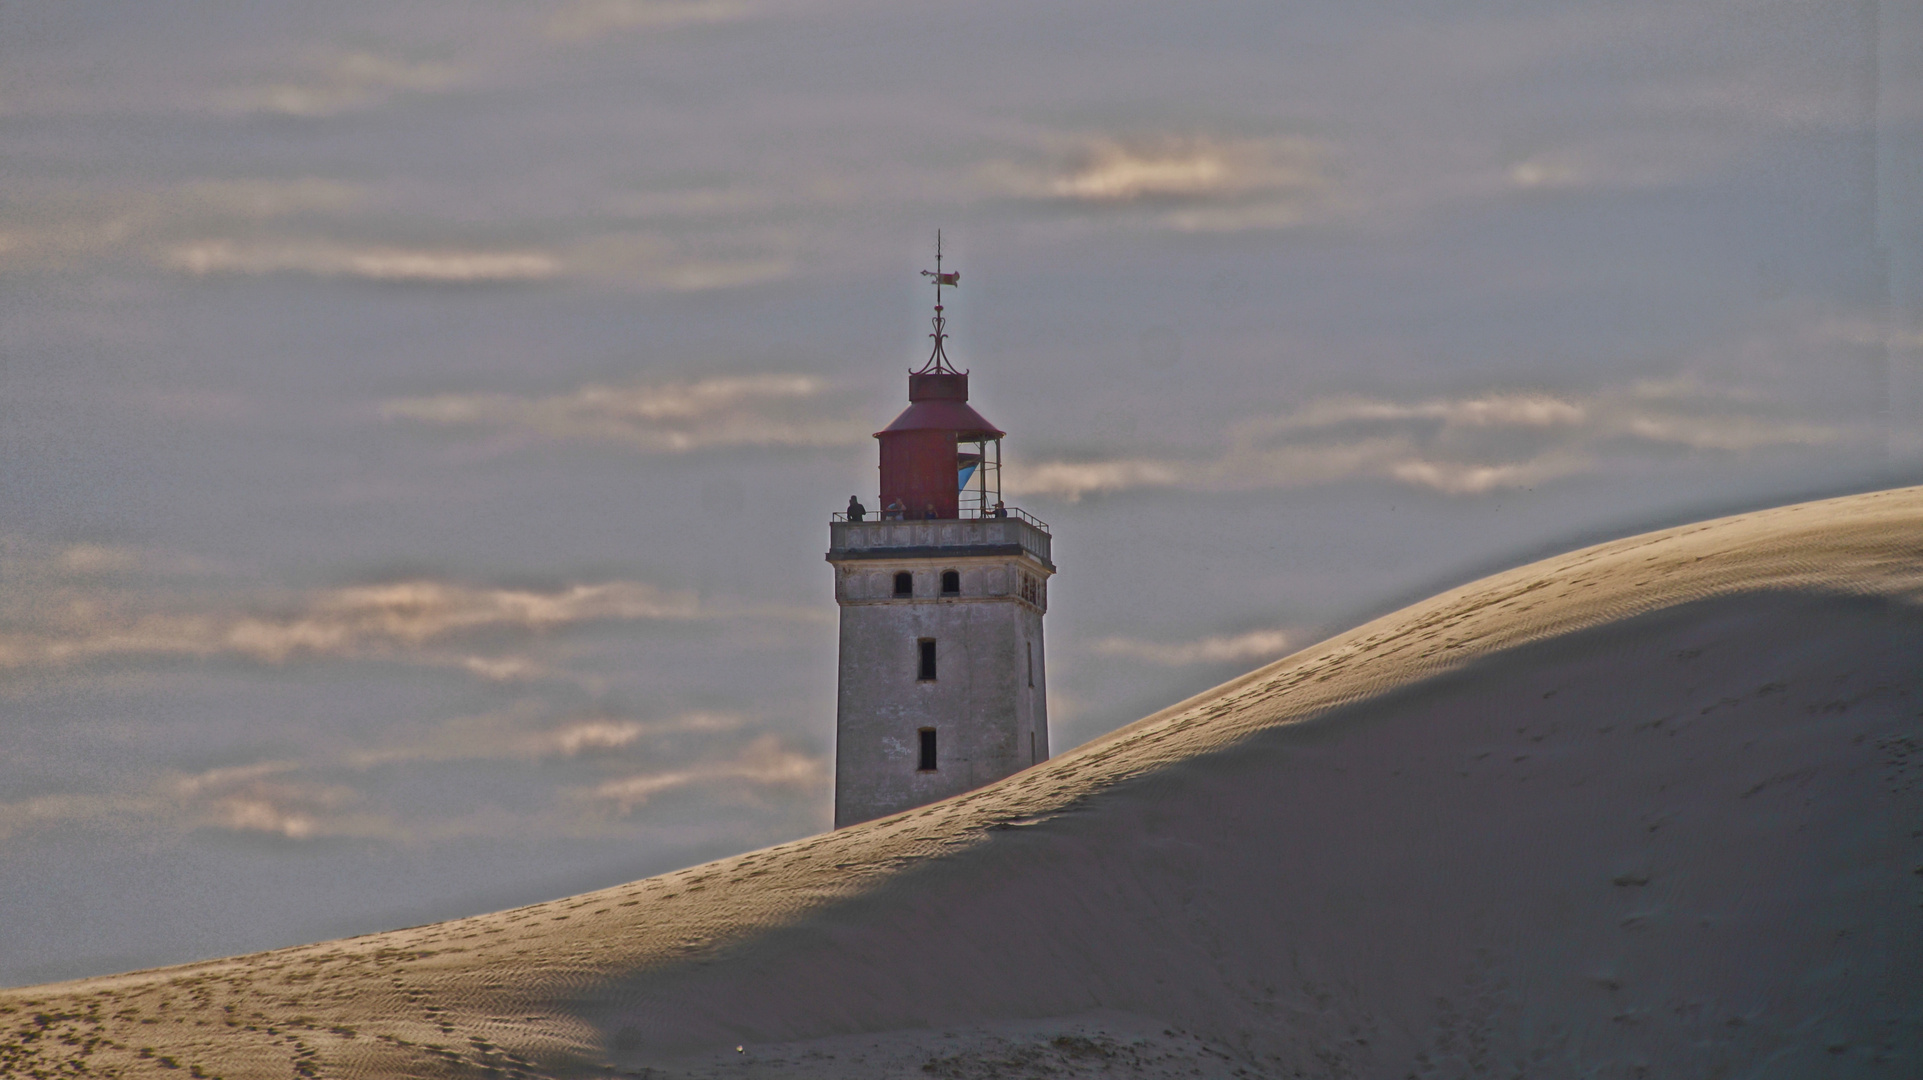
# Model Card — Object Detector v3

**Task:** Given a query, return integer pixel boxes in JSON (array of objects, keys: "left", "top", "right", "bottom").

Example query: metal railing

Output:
[{"left": 832, "top": 505, "right": 1049, "bottom": 531}]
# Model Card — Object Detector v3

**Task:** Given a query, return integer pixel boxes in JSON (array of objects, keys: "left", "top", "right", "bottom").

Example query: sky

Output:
[{"left": 2, "top": 0, "right": 1920, "bottom": 988}]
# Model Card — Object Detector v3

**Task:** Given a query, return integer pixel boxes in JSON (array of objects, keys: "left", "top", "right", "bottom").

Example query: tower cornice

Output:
[{"left": 827, "top": 516, "right": 1052, "bottom": 570}]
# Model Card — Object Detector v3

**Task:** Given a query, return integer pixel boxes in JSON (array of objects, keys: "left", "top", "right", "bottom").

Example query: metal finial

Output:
[{"left": 916, "top": 230, "right": 961, "bottom": 374}]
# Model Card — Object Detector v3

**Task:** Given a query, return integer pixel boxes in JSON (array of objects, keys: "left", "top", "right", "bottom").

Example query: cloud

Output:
[
  {"left": 997, "top": 134, "right": 1338, "bottom": 232},
  {"left": 1256, "top": 393, "right": 1588, "bottom": 432},
  {"left": 172, "top": 762, "right": 371, "bottom": 841},
  {"left": 1506, "top": 157, "right": 1588, "bottom": 192},
  {"left": 1054, "top": 136, "right": 1327, "bottom": 202},
  {"left": 1090, "top": 628, "right": 1296, "bottom": 667},
  {"left": 1491, "top": 133, "right": 1743, "bottom": 197},
  {"left": 0, "top": 544, "right": 832, "bottom": 845},
  {"left": 0, "top": 707, "right": 775, "bottom": 845},
  {"left": 564, "top": 230, "right": 798, "bottom": 291},
  {"left": 174, "top": 179, "right": 371, "bottom": 218},
  {"left": 382, "top": 373, "right": 868, "bottom": 452},
  {"left": 552, "top": 720, "right": 644, "bottom": 754},
  {"left": 0, "top": 203, "right": 144, "bottom": 273},
  {"left": 161, "top": 231, "right": 794, "bottom": 290},
  {"left": 995, "top": 459, "right": 1188, "bottom": 499},
  {"left": 0, "top": 538, "right": 225, "bottom": 586},
  {"left": 1383, "top": 457, "right": 1580, "bottom": 495},
  {"left": 235, "top": 580, "right": 696, "bottom": 654},
  {"left": 340, "top": 710, "right": 747, "bottom": 770},
  {"left": 547, "top": 0, "right": 755, "bottom": 41},
  {"left": 167, "top": 240, "right": 560, "bottom": 283},
  {"left": 1011, "top": 382, "right": 1854, "bottom": 501},
  {"left": 0, "top": 574, "right": 697, "bottom": 673},
  {"left": 0, "top": 791, "right": 156, "bottom": 844},
  {"left": 460, "top": 654, "right": 546, "bottom": 682},
  {"left": 1633, "top": 71, "right": 1869, "bottom": 134},
  {"left": 222, "top": 52, "right": 465, "bottom": 118},
  {"left": 53, "top": 543, "right": 141, "bottom": 575},
  {"left": 589, "top": 735, "right": 824, "bottom": 811},
  {"left": 1821, "top": 318, "right": 1923, "bottom": 353},
  {"left": 0, "top": 762, "right": 385, "bottom": 844},
  {"left": 6, "top": 181, "right": 791, "bottom": 291},
  {"left": 0, "top": 179, "right": 382, "bottom": 276},
  {"left": 0, "top": 176, "right": 557, "bottom": 288},
  {"left": 1053, "top": 146, "right": 1235, "bottom": 202}
]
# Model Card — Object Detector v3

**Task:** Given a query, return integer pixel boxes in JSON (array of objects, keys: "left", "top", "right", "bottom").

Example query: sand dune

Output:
[{"left": 6, "top": 487, "right": 1921, "bottom": 1078}]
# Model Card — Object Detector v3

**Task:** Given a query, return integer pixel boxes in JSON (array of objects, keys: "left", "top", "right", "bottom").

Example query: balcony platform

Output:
[{"left": 828, "top": 513, "right": 1052, "bottom": 570}]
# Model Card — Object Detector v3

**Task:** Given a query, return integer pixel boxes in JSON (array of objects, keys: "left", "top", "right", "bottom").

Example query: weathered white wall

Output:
[{"left": 830, "top": 551, "right": 1050, "bottom": 828}]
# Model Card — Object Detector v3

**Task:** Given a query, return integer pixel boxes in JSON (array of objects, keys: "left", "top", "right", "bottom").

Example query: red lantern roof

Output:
[
  {"left": 875, "top": 400, "right": 1004, "bottom": 440},
  {"left": 874, "top": 370, "right": 1003, "bottom": 440},
  {"left": 876, "top": 367, "right": 1007, "bottom": 434}
]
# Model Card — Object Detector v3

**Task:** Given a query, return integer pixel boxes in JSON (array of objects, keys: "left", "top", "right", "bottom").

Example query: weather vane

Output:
[{"left": 916, "top": 230, "right": 962, "bottom": 374}]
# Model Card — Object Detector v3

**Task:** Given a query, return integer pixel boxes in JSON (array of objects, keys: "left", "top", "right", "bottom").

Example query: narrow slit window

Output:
[
  {"left": 918, "top": 638, "right": 938, "bottom": 681},
  {"left": 940, "top": 570, "right": 960, "bottom": 596},
  {"left": 918, "top": 728, "right": 938, "bottom": 771},
  {"left": 894, "top": 571, "right": 913, "bottom": 597},
  {"left": 1026, "top": 642, "right": 1034, "bottom": 687}
]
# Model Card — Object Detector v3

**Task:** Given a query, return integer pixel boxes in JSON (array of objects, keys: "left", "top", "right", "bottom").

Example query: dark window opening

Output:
[
  {"left": 940, "top": 570, "right": 960, "bottom": 595},
  {"left": 918, "top": 638, "right": 938, "bottom": 681},
  {"left": 894, "top": 571, "right": 913, "bottom": 597},
  {"left": 1027, "top": 642, "right": 1034, "bottom": 687},
  {"left": 918, "top": 728, "right": 938, "bottom": 771}
]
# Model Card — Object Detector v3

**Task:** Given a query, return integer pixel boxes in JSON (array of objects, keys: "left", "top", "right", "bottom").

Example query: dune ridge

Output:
[{"left": 5, "top": 485, "right": 1921, "bottom": 1078}]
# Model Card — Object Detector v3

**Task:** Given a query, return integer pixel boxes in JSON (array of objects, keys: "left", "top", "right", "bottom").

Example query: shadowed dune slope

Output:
[{"left": 5, "top": 486, "right": 1922, "bottom": 1079}]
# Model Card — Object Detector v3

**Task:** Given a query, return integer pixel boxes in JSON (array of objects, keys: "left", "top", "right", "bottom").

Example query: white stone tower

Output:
[{"left": 828, "top": 241, "right": 1055, "bottom": 828}]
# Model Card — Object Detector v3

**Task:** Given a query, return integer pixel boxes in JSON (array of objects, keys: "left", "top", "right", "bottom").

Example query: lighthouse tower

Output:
[{"left": 827, "top": 241, "right": 1055, "bottom": 828}]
